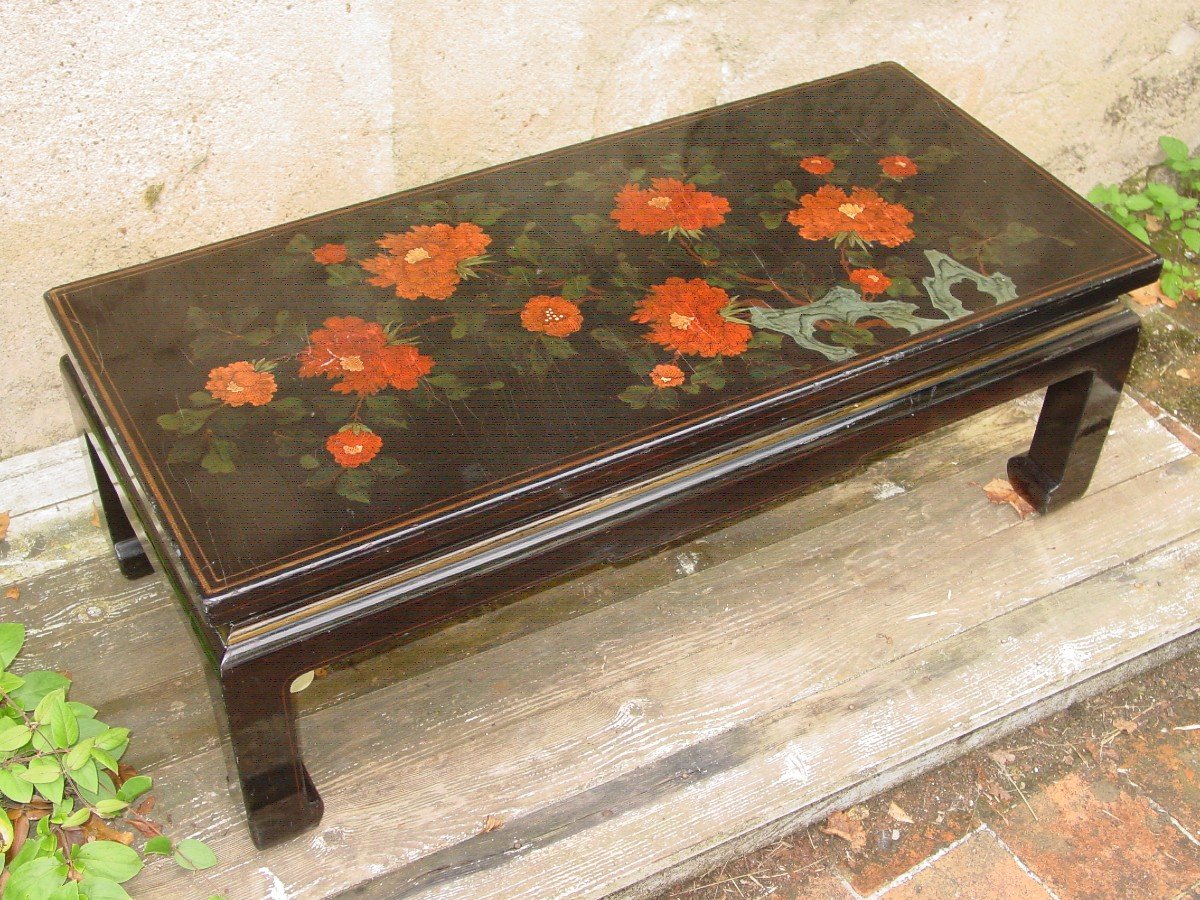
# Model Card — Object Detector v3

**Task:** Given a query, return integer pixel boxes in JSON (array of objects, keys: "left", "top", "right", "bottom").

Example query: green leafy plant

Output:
[
  {"left": 1089, "top": 135, "right": 1200, "bottom": 302},
  {"left": 0, "top": 624, "right": 218, "bottom": 898}
]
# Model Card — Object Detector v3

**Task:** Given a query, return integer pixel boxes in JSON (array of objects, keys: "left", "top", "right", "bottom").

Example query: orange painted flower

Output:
[
  {"left": 312, "top": 243, "right": 348, "bottom": 265},
  {"left": 327, "top": 425, "right": 382, "bottom": 469},
  {"left": 849, "top": 268, "right": 892, "bottom": 296},
  {"left": 799, "top": 156, "right": 835, "bottom": 176},
  {"left": 360, "top": 222, "right": 491, "bottom": 300},
  {"left": 879, "top": 155, "right": 918, "bottom": 179},
  {"left": 520, "top": 295, "right": 583, "bottom": 337},
  {"left": 649, "top": 363, "right": 686, "bottom": 388},
  {"left": 631, "top": 278, "right": 751, "bottom": 358},
  {"left": 787, "top": 185, "right": 915, "bottom": 248},
  {"left": 205, "top": 361, "right": 277, "bottom": 407},
  {"left": 610, "top": 178, "right": 730, "bottom": 236},
  {"left": 298, "top": 316, "right": 434, "bottom": 396}
]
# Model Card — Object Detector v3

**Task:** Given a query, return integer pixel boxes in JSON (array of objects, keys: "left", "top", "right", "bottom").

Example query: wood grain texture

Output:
[{"left": 2, "top": 394, "right": 1197, "bottom": 898}]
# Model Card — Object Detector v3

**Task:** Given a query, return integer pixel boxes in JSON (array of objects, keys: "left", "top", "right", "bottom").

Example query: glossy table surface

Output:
[{"left": 47, "top": 63, "right": 1154, "bottom": 615}]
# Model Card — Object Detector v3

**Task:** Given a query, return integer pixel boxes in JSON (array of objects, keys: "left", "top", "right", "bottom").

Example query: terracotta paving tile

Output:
[
  {"left": 881, "top": 830, "right": 1050, "bottom": 899},
  {"left": 1117, "top": 727, "right": 1200, "bottom": 832},
  {"left": 990, "top": 771, "right": 1200, "bottom": 899},
  {"left": 837, "top": 810, "right": 977, "bottom": 895}
]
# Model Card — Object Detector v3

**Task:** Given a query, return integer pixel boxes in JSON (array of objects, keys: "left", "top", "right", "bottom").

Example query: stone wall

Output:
[{"left": 2, "top": 0, "right": 1197, "bottom": 458}]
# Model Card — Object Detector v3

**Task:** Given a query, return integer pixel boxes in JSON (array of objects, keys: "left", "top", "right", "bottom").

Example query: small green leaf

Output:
[
  {"left": 61, "top": 806, "right": 91, "bottom": 828},
  {"left": 70, "top": 759, "right": 99, "bottom": 795},
  {"left": 1181, "top": 228, "right": 1200, "bottom": 254},
  {"left": 4, "top": 856, "right": 70, "bottom": 900},
  {"left": 1160, "top": 135, "right": 1190, "bottom": 162},
  {"left": 284, "top": 233, "right": 315, "bottom": 254},
  {"left": 0, "top": 623, "right": 26, "bottom": 669},
  {"left": 11, "top": 670, "right": 71, "bottom": 711},
  {"left": 0, "top": 720, "right": 31, "bottom": 752},
  {"left": 173, "top": 838, "right": 218, "bottom": 871},
  {"left": 20, "top": 757, "right": 63, "bottom": 784},
  {"left": 770, "top": 179, "right": 797, "bottom": 202},
  {"left": 37, "top": 775, "right": 65, "bottom": 805},
  {"left": 1124, "top": 194, "right": 1154, "bottom": 211},
  {"left": 116, "top": 775, "right": 152, "bottom": 803},
  {"left": 78, "top": 877, "right": 132, "bottom": 900},
  {"left": 144, "top": 836, "right": 174, "bottom": 856},
  {"left": 93, "top": 728, "right": 130, "bottom": 753},
  {"left": 335, "top": 470, "right": 372, "bottom": 505},
  {"left": 1126, "top": 221, "right": 1150, "bottom": 244},
  {"left": 298, "top": 454, "right": 321, "bottom": 470},
  {"left": 93, "top": 798, "right": 128, "bottom": 817},
  {"left": 0, "top": 802, "right": 12, "bottom": 851},
  {"left": 73, "top": 841, "right": 143, "bottom": 883},
  {"left": 66, "top": 737, "right": 96, "bottom": 771},
  {"left": 0, "top": 764, "right": 33, "bottom": 802},
  {"left": 570, "top": 213, "right": 606, "bottom": 234},
  {"left": 618, "top": 385, "right": 654, "bottom": 409}
]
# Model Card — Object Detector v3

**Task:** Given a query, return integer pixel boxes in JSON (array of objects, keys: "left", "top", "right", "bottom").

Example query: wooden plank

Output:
[
  {"left": 106, "top": 404, "right": 1196, "bottom": 898},
  {"left": 1, "top": 395, "right": 1182, "bottom": 775},
  {"left": 434, "top": 528, "right": 1200, "bottom": 900},
  {"left": 0, "top": 438, "right": 92, "bottom": 517}
]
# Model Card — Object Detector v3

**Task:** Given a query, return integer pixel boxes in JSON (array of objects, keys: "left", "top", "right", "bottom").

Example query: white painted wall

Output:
[{"left": 2, "top": 1, "right": 1197, "bottom": 458}]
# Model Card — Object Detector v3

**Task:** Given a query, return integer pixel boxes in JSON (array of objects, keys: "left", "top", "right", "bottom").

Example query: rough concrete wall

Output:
[{"left": 2, "top": 0, "right": 1198, "bottom": 459}]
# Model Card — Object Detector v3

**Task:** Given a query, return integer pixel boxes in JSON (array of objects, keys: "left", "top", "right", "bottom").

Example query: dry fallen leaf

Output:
[
  {"left": 0, "top": 512, "right": 9, "bottom": 542},
  {"left": 988, "top": 749, "right": 1016, "bottom": 766},
  {"left": 1113, "top": 718, "right": 1139, "bottom": 734},
  {"left": 129, "top": 818, "right": 163, "bottom": 839},
  {"left": 821, "top": 810, "right": 867, "bottom": 852},
  {"left": 1129, "top": 282, "right": 1170, "bottom": 307},
  {"left": 3, "top": 587, "right": 17, "bottom": 602},
  {"left": 888, "top": 802, "right": 914, "bottom": 825},
  {"left": 981, "top": 479, "right": 1036, "bottom": 520},
  {"left": 90, "top": 506, "right": 101, "bottom": 529},
  {"left": 83, "top": 816, "right": 135, "bottom": 846},
  {"left": 480, "top": 814, "right": 504, "bottom": 834},
  {"left": 1176, "top": 369, "right": 1193, "bottom": 380},
  {"left": 845, "top": 804, "right": 870, "bottom": 822},
  {"left": 1145, "top": 214, "right": 1163, "bottom": 233}
]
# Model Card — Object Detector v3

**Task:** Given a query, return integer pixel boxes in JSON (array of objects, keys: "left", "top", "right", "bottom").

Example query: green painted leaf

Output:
[
  {"left": 368, "top": 456, "right": 408, "bottom": 480},
  {"left": 201, "top": 439, "right": 237, "bottom": 475},
  {"left": 285, "top": 233, "right": 315, "bottom": 254},
  {"left": 759, "top": 210, "right": 784, "bottom": 230},
  {"left": 0, "top": 623, "right": 26, "bottom": 669},
  {"left": 561, "top": 274, "right": 591, "bottom": 301},
  {"left": 335, "top": 470, "right": 372, "bottom": 504},
  {"left": 73, "top": 841, "right": 143, "bottom": 883},
  {"left": 570, "top": 213, "right": 606, "bottom": 234},
  {"left": 618, "top": 385, "right": 654, "bottom": 409},
  {"left": 155, "top": 406, "right": 216, "bottom": 435},
  {"left": 173, "top": 838, "right": 219, "bottom": 871}
]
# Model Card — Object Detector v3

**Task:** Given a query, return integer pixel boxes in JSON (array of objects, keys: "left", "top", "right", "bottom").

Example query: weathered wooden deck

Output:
[{"left": 2, "top": 392, "right": 1199, "bottom": 899}]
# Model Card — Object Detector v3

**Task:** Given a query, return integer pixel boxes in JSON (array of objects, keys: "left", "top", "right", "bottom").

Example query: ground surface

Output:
[{"left": 660, "top": 297, "right": 1200, "bottom": 900}]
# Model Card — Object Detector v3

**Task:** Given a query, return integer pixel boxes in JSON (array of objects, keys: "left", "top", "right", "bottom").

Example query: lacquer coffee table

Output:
[{"left": 46, "top": 63, "right": 1158, "bottom": 849}]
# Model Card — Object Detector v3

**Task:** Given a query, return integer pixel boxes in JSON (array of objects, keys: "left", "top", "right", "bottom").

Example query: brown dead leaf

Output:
[
  {"left": 3, "top": 587, "right": 17, "bottom": 601},
  {"left": 1145, "top": 214, "right": 1163, "bottom": 233},
  {"left": 0, "top": 512, "right": 9, "bottom": 542},
  {"left": 129, "top": 818, "right": 163, "bottom": 839},
  {"left": 888, "top": 801, "right": 914, "bottom": 825},
  {"left": 1130, "top": 282, "right": 1170, "bottom": 307},
  {"left": 981, "top": 479, "right": 1036, "bottom": 520},
  {"left": 134, "top": 794, "right": 156, "bottom": 816},
  {"left": 313, "top": 667, "right": 331, "bottom": 680},
  {"left": 1113, "top": 718, "right": 1139, "bottom": 734},
  {"left": 5, "top": 813, "right": 27, "bottom": 864},
  {"left": 83, "top": 816, "right": 134, "bottom": 846},
  {"left": 821, "top": 810, "right": 866, "bottom": 852},
  {"left": 116, "top": 762, "right": 139, "bottom": 787},
  {"left": 90, "top": 506, "right": 101, "bottom": 529},
  {"left": 480, "top": 814, "right": 504, "bottom": 834},
  {"left": 989, "top": 749, "right": 1016, "bottom": 766}
]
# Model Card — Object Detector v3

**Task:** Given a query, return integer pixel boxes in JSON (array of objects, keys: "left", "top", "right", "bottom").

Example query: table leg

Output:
[
  {"left": 1008, "top": 316, "right": 1140, "bottom": 513},
  {"left": 84, "top": 434, "right": 154, "bottom": 580},
  {"left": 219, "top": 659, "right": 324, "bottom": 850}
]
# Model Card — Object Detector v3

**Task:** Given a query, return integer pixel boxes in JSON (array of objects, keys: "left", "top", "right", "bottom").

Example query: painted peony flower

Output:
[
  {"left": 360, "top": 222, "right": 491, "bottom": 300},
  {"left": 631, "top": 278, "right": 750, "bottom": 358},
  {"left": 326, "top": 425, "right": 383, "bottom": 468},
  {"left": 298, "top": 316, "right": 434, "bottom": 396},
  {"left": 312, "top": 243, "right": 348, "bottom": 265},
  {"left": 520, "top": 295, "right": 584, "bottom": 337},
  {"left": 649, "top": 363, "right": 686, "bottom": 388},
  {"left": 610, "top": 178, "right": 730, "bottom": 236},
  {"left": 879, "top": 155, "right": 918, "bottom": 179},
  {"left": 205, "top": 361, "right": 277, "bottom": 407},
  {"left": 799, "top": 156, "right": 835, "bottom": 176},
  {"left": 849, "top": 268, "right": 892, "bottom": 296},
  {"left": 787, "top": 185, "right": 915, "bottom": 248}
]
